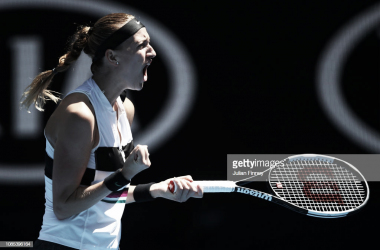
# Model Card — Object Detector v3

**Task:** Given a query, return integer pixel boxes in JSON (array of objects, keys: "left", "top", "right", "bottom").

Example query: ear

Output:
[{"left": 105, "top": 49, "right": 118, "bottom": 66}]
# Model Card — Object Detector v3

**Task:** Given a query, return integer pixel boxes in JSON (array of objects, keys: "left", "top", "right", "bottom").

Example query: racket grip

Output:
[{"left": 168, "top": 180, "right": 236, "bottom": 193}]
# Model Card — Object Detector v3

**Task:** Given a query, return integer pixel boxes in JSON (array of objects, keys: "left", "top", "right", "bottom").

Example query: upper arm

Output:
[
  {"left": 52, "top": 97, "right": 96, "bottom": 213},
  {"left": 123, "top": 97, "right": 135, "bottom": 126}
]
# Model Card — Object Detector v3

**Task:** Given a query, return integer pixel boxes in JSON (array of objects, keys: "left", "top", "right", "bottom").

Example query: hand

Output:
[
  {"left": 122, "top": 145, "right": 151, "bottom": 180},
  {"left": 150, "top": 175, "right": 203, "bottom": 202}
]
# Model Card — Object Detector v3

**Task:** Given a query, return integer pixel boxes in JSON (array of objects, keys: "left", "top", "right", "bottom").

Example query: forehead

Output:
[{"left": 132, "top": 27, "right": 150, "bottom": 42}]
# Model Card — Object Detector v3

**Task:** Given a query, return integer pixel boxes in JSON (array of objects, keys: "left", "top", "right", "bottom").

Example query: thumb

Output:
[
  {"left": 134, "top": 150, "right": 139, "bottom": 161},
  {"left": 127, "top": 147, "right": 139, "bottom": 162},
  {"left": 133, "top": 148, "right": 144, "bottom": 164}
]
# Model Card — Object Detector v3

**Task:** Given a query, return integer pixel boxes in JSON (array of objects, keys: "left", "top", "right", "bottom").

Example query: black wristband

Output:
[
  {"left": 104, "top": 169, "right": 131, "bottom": 191},
  {"left": 134, "top": 182, "right": 156, "bottom": 202}
]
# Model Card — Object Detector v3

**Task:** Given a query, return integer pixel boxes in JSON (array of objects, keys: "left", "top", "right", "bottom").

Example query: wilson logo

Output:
[{"left": 236, "top": 188, "right": 272, "bottom": 201}]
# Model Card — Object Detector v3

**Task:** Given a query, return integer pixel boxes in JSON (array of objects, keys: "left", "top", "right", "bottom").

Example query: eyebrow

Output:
[
  {"left": 136, "top": 36, "right": 151, "bottom": 44},
  {"left": 137, "top": 39, "right": 150, "bottom": 45}
]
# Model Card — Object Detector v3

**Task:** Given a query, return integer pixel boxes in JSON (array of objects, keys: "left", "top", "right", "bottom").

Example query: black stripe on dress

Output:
[
  {"left": 44, "top": 153, "right": 95, "bottom": 186},
  {"left": 94, "top": 141, "right": 134, "bottom": 172}
]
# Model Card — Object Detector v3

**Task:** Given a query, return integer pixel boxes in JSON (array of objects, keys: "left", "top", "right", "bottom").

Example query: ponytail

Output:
[
  {"left": 21, "top": 13, "right": 134, "bottom": 111},
  {"left": 21, "top": 26, "right": 91, "bottom": 111}
]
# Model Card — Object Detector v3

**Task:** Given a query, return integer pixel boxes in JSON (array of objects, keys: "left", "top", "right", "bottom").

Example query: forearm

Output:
[
  {"left": 55, "top": 153, "right": 152, "bottom": 219},
  {"left": 58, "top": 184, "right": 152, "bottom": 219},
  {"left": 54, "top": 181, "right": 112, "bottom": 220},
  {"left": 125, "top": 185, "right": 136, "bottom": 203}
]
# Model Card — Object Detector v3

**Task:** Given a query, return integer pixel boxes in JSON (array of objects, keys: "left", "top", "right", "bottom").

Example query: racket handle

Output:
[{"left": 168, "top": 180, "right": 236, "bottom": 193}]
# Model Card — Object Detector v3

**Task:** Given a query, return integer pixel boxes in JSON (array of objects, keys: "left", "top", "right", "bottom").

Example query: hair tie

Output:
[
  {"left": 88, "top": 27, "right": 94, "bottom": 35},
  {"left": 52, "top": 68, "right": 58, "bottom": 75}
]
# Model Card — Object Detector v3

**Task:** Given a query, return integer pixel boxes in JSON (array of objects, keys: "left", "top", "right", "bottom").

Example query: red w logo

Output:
[{"left": 298, "top": 167, "right": 344, "bottom": 205}]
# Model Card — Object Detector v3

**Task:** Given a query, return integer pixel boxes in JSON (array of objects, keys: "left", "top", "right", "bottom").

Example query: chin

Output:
[
  {"left": 127, "top": 82, "right": 144, "bottom": 91},
  {"left": 135, "top": 82, "right": 144, "bottom": 91}
]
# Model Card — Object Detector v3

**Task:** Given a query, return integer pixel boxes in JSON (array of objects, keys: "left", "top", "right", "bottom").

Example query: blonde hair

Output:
[{"left": 21, "top": 13, "right": 134, "bottom": 111}]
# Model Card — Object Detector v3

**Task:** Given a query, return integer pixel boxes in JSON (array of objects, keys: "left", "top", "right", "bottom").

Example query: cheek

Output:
[
  {"left": 121, "top": 53, "right": 145, "bottom": 73},
  {"left": 123, "top": 58, "right": 141, "bottom": 71},
  {"left": 135, "top": 51, "right": 145, "bottom": 62},
  {"left": 132, "top": 55, "right": 145, "bottom": 71}
]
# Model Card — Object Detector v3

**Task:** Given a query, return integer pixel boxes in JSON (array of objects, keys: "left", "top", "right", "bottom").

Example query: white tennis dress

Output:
[{"left": 38, "top": 77, "right": 134, "bottom": 250}]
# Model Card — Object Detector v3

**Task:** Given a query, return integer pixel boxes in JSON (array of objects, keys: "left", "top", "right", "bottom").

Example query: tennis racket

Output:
[{"left": 169, "top": 154, "right": 369, "bottom": 218}]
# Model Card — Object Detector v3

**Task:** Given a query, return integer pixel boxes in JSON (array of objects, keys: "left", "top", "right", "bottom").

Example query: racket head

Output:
[{"left": 268, "top": 154, "right": 369, "bottom": 218}]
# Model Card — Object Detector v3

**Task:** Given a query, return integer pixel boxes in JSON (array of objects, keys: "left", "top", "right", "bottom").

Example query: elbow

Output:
[
  {"left": 53, "top": 203, "right": 69, "bottom": 220},
  {"left": 55, "top": 213, "right": 67, "bottom": 221}
]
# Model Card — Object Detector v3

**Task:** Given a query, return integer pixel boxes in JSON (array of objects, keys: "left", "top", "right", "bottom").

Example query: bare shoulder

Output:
[
  {"left": 56, "top": 93, "right": 96, "bottom": 143},
  {"left": 45, "top": 93, "right": 96, "bottom": 147},
  {"left": 60, "top": 93, "right": 95, "bottom": 120},
  {"left": 123, "top": 97, "right": 135, "bottom": 126}
]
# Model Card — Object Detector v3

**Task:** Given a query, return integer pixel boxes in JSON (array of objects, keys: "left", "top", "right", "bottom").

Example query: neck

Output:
[{"left": 92, "top": 72, "right": 126, "bottom": 107}]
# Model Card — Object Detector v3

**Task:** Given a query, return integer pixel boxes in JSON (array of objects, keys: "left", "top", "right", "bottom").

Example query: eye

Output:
[{"left": 138, "top": 41, "right": 150, "bottom": 49}]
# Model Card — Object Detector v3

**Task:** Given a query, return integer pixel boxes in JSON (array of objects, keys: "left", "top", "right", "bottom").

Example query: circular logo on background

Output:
[
  {"left": 0, "top": 0, "right": 196, "bottom": 184},
  {"left": 317, "top": 2, "right": 380, "bottom": 152}
]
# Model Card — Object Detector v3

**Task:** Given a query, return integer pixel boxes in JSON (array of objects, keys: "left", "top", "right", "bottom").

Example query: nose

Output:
[{"left": 147, "top": 44, "right": 156, "bottom": 59}]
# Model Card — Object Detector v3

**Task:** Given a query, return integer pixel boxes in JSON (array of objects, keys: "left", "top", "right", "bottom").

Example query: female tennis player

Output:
[{"left": 22, "top": 13, "right": 203, "bottom": 250}]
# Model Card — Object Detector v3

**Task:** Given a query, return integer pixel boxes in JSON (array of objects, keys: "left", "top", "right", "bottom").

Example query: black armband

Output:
[
  {"left": 134, "top": 182, "right": 156, "bottom": 202},
  {"left": 104, "top": 169, "right": 131, "bottom": 191}
]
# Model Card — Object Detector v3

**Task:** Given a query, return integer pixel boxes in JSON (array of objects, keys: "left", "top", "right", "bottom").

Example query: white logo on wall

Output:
[
  {"left": 0, "top": 0, "right": 196, "bottom": 184},
  {"left": 317, "top": 2, "right": 380, "bottom": 152}
]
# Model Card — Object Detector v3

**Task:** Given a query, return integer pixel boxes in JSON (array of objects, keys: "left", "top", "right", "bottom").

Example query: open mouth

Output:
[{"left": 143, "top": 64, "right": 149, "bottom": 82}]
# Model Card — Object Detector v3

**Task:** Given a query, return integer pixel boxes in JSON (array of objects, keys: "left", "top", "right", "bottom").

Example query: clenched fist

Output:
[{"left": 122, "top": 145, "right": 151, "bottom": 180}]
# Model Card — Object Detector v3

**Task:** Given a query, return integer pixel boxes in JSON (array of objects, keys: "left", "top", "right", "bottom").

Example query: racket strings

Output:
[{"left": 269, "top": 160, "right": 366, "bottom": 212}]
